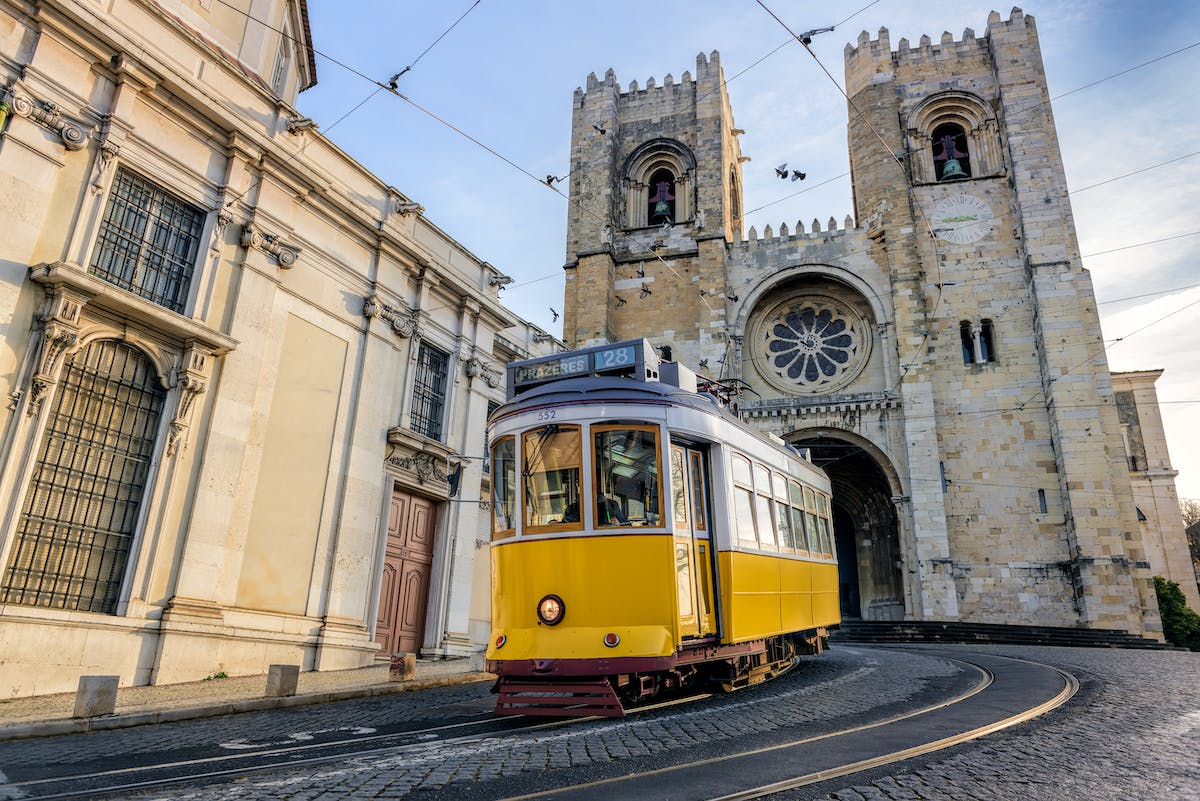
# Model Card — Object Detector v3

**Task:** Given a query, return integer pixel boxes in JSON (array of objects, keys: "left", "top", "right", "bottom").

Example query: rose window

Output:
[{"left": 757, "top": 296, "right": 869, "bottom": 393}]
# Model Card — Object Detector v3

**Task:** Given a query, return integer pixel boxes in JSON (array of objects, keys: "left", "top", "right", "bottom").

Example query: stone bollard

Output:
[
  {"left": 73, "top": 675, "right": 119, "bottom": 718},
  {"left": 265, "top": 664, "right": 300, "bottom": 697},
  {"left": 389, "top": 652, "right": 416, "bottom": 682}
]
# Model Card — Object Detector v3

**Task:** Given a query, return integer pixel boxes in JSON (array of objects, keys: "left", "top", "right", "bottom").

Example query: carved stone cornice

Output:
[
  {"left": 240, "top": 222, "right": 300, "bottom": 268},
  {"left": 27, "top": 261, "right": 238, "bottom": 354},
  {"left": 363, "top": 294, "right": 420, "bottom": 339},
  {"left": 385, "top": 427, "right": 453, "bottom": 488},
  {"left": 5, "top": 84, "right": 90, "bottom": 150},
  {"left": 166, "top": 343, "right": 215, "bottom": 456}
]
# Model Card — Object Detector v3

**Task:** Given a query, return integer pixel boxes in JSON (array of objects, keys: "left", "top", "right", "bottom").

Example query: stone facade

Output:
[
  {"left": 561, "top": 10, "right": 1187, "bottom": 636},
  {"left": 0, "top": 0, "right": 553, "bottom": 697},
  {"left": 1111, "top": 370, "right": 1199, "bottom": 609}
]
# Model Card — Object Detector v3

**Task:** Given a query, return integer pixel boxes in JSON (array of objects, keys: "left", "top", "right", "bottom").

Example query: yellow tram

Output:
[{"left": 485, "top": 339, "right": 839, "bottom": 716}]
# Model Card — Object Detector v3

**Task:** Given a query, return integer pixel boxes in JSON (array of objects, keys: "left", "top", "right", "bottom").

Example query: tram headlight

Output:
[{"left": 536, "top": 594, "right": 565, "bottom": 626}]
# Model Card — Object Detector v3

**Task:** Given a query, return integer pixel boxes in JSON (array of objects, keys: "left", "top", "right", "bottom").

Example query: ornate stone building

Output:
[
  {"left": 0, "top": 0, "right": 553, "bottom": 696},
  {"left": 562, "top": 9, "right": 1195, "bottom": 635}
]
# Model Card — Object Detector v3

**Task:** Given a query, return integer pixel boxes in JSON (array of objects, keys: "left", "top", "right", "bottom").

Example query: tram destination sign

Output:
[{"left": 507, "top": 339, "right": 657, "bottom": 398}]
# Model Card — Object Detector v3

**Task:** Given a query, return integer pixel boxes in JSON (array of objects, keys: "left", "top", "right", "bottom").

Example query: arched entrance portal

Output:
[{"left": 790, "top": 433, "right": 905, "bottom": 621}]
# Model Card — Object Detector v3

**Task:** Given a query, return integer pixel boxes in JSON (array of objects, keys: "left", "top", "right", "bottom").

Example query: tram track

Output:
[
  {"left": 499, "top": 649, "right": 1077, "bottom": 801},
  {"left": 1, "top": 689, "right": 714, "bottom": 800},
  {"left": 3, "top": 648, "right": 1076, "bottom": 801}
]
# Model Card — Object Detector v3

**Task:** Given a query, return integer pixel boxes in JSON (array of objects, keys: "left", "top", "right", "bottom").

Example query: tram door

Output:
[{"left": 670, "top": 444, "right": 717, "bottom": 638}]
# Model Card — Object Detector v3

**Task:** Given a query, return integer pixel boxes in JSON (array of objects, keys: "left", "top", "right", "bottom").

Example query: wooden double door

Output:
[{"left": 375, "top": 489, "right": 437, "bottom": 656}]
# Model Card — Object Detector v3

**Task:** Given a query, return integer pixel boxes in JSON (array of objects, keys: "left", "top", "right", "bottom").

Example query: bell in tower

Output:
[{"left": 933, "top": 124, "right": 970, "bottom": 180}]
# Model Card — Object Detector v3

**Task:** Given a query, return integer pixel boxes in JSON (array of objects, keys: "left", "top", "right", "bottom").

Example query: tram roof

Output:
[{"left": 496, "top": 374, "right": 730, "bottom": 416}]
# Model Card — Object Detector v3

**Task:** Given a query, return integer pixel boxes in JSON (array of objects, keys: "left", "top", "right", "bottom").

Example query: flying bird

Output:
[
  {"left": 640, "top": 283, "right": 652, "bottom": 298},
  {"left": 614, "top": 295, "right": 626, "bottom": 307},
  {"left": 549, "top": 307, "right": 559, "bottom": 322},
  {"left": 775, "top": 163, "right": 788, "bottom": 178},
  {"left": 544, "top": 175, "right": 563, "bottom": 187},
  {"left": 593, "top": 123, "right": 607, "bottom": 135},
  {"left": 791, "top": 170, "right": 806, "bottom": 181}
]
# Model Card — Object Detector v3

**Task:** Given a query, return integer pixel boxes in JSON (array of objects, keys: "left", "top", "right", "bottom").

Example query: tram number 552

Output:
[{"left": 536, "top": 409, "right": 558, "bottom": 421}]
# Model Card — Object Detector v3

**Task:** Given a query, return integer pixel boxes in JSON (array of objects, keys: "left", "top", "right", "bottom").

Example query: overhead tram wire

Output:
[
  {"left": 207, "top": 0, "right": 485, "bottom": 212},
  {"left": 733, "top": 13, "right": 1200, "bottom": 398},
  {"left": 753, "top": 0, "right": 953, "bottom": 394},
  {"left": 211, "top": 4, "right": 1200, "bottom": 336},
  {"left": 548, "top": 0, "right": 885, "bottom": 192}
]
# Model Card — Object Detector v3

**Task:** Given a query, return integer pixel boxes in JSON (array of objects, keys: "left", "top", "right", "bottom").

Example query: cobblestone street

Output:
[
  {"left": 790, "top": 645, "right": 1200, "bottom": 801},
  {"left": 4, "top": 644, "right": 1194, "bottom": 800}
]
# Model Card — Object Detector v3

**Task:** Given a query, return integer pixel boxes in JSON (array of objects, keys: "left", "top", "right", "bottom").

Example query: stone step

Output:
[{"left": 831, "top": 620, "right": 1167, "bottom": 649}]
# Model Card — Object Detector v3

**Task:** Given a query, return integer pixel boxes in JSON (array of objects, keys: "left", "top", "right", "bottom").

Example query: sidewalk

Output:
[{"left": 0, "top": 656, "right": 493, "bottom": 741}]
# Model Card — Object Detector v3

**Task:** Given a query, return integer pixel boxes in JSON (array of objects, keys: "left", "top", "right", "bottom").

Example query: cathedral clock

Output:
[{"left": 932, "top": 193, "right": 994, "bottom": 244}]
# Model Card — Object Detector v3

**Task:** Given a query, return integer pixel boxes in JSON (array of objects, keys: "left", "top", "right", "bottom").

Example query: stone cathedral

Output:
[{"left": 561, "top": 9, "right": 1197, "bottom": 637}]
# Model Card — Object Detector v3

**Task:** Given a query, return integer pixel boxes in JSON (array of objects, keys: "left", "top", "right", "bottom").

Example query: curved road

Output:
[{"left": 0, "top": 643, "right": 1195, "bottom": 800}]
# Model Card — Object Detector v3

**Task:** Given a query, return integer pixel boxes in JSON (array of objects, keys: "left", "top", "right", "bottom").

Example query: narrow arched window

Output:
[
  {"left": 1, "top": 340, "right": 165, "bottom": 613},
  {"left": 979, "top": 319, "right": 996, "bottom": 363},
  {"left": 959, "top": 320, "right": 976, "bottom": 364},
  {"left": 729, "top": 168, "right": 741, "bottom": 226},
  {"left": 647, "top": 167, "right": 676, "bottom": 224},
  {"left": 932, "top": 122, "right": 971, "bottom": 180}
]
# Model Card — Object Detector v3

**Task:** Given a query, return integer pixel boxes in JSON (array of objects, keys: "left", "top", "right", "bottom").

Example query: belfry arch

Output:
[{"left": 788, "top": 429, "right": 906, "bottom": 621}]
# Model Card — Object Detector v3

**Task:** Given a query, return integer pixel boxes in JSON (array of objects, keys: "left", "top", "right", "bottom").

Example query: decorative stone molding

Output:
[
  {"left": 166, "top": 343, "right": 215, "bottom": 456},
  {"left": 6, "top": 85, "right": 90, "bottom": 150},
  {"left": 462, "top": 356, "right": 501, "bottom": 389},
  {"left": 210, "top": 205, "right": 235, "bottom": 254},
  {"left": 240, "top": 222, "right": 300, "bottom": 268},
  {"left": 385, "top": 427, "right": 451, "bottom": 488},
  {"left": 25, "top": 284, "right": 89, "bottom": 415},
  {"left": 363, "top": 294, "right": 419, "bottom": 339},
  {"left": 89, "top": 140, "right": 120, "bottom": 194}
]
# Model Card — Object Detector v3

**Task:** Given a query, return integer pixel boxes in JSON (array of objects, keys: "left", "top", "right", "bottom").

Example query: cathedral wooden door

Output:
[{"left": 375, "top": 489, "right": 437, "bottom": 656}]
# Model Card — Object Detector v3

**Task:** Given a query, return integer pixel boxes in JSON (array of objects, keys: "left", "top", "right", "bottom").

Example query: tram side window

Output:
[
  {"left": 594, "top": 426, "right": 661, "bottom": 527},
  {"left": 816, "top": 492, "right": 834, "bottom": 558},
  {"left": 523, "top": 425, "right": 582, "bottom": 532},
  {"left": 804, "top": 486, "right": 821, "bottom": 557},
  {"left": 731, "top": 454, "right": 758, "bottom": 547},
  {"left": 774, "top": 471, "right": 794, "bottom": 553},
  {"left": 789, "top": 480, "right": 810, "bottom": 555},
  {"left": 753, "top": 463, "right": 777, "bottom": 550},
  {"left": 491, "top": 436, "right": 516, "bottom": 538}
]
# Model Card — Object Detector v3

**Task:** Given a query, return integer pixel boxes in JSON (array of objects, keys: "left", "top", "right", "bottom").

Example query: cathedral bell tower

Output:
[
  {"left": 843, "top": 10, "right": 1158, "bottom": 634},
  {"left": 562, "top": 52, "right": 745, "bottom": 365}
]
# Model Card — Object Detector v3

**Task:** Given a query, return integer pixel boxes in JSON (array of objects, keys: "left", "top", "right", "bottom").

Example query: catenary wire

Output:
[{"left": 209, "top": 2, "right": 1200, "bottom": 349}]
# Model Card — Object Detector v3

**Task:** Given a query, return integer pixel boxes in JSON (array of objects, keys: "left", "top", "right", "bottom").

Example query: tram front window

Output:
[
  {"left": 594, "top": 426, "right": 661, "bottom": 527},
  {"left": 523, "top": 425, "right": 582, "bottom": 532}
]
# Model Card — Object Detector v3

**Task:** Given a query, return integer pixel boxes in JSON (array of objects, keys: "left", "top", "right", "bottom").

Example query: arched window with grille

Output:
[{"left": 1, "top": 340, "right": 165, "bottom": 614}]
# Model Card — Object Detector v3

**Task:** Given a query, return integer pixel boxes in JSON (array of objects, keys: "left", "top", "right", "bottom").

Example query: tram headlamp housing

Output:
[{"left": 536, "top": 594, "right": 565, "bottom": 626}]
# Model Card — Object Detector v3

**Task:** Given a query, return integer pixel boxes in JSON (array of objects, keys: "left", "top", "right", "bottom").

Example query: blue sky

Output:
[{"left": 296, "top": 2, "right": 1200, "bottom": 499}]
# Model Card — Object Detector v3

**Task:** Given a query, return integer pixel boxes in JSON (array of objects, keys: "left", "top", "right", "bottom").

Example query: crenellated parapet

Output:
[
  {"left": 730, "top": 214, "right": 858, "bottom": 250},
  {"left": 845, "top": 8, "right": 1035, "bottom": 97}
]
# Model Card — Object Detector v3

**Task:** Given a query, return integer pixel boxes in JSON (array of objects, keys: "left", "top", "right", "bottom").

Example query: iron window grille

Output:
[
  {"left": 1, "top": 340, "right": 165, "bottom": 614},
  {"left": 90, "top": 168, "right": 205, "bottom": 313},
  {"left": 410, "top": 342, "right": 449, "bottom": 440}
]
